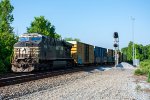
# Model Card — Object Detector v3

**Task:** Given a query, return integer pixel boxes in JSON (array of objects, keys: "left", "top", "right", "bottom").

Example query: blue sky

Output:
[{"left": 11, "top": 0, "right": 150, "bottom": 49}]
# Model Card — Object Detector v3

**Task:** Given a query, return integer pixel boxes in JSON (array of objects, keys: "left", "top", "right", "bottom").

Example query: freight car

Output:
[
  {"left": 107, "top": 49, "right": 115, "bottom": 64},
  {"left": 94, "top": 46, "right": 107, "bottom": 65},
  {"left": 119, "top": 52, "right": 127, "bottom": 62},
  {"left": 67, "top": 41, "right": 94, "bottom": 66},
  {"left": 11, "top": 33, "right": 74, "bottom": 72}
]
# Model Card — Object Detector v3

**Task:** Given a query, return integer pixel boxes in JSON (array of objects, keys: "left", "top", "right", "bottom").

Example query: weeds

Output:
[
  {"left": 147, "top": 71, "right": 150, "bottom": 83},
  {"left": 135, "top": 84, "right": 141, "bottom": 91},
  {"left": 134, "top": 60, "right": 150, "bottom": 75}
]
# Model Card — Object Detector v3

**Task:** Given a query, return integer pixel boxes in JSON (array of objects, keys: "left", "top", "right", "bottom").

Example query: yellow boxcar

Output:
[{"left": 67, "top": 41, "right": 94, "bottom": 65}]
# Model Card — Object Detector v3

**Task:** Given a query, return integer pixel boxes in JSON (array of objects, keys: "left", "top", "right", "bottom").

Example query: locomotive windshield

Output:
[
  {"left": 19, "top": 37, "right": 29, "bottom": 42},
  {"left": 31, "top": 37, "right": 41, "bottom": 41},
  {"left": 19, "top": 37, "right": 42, "bottom": 42}
]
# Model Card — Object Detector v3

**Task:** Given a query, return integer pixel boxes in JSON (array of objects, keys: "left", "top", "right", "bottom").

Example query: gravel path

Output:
[{"left": 1, "top": 62, "right": 150, "bottom": 100}]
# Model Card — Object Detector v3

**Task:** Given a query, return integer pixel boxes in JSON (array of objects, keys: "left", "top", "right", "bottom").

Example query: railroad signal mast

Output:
[{"left": 113, "top": 32, "right": 119, "bottom": 67}]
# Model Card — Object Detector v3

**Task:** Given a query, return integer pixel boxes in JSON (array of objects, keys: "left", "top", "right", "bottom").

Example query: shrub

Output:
[
  {"left": 147, "top": 71, "right": 150, "bottom": 82},
  {"left": 135, "top": 60, "right": 150, "bottom": 75},
  {"left": 134, "top": 69, "right": 145, "bottom": 75},
  {"left": 0, "top": 59, "right": 7, "bottom": 74}
]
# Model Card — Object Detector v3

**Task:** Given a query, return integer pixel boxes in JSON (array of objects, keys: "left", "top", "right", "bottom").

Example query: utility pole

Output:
[
  {"left": 113, "top": 32, "right": 119, "bottom": 67},
  {"left": 131, "top": 16, "right": 135, "bottom": 65}
]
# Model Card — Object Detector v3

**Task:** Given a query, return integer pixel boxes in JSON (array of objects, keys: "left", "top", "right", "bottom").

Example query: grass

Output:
[
  {"left": 147, "top": 71, "right": 150, "bottom": 82},
  {"left": 134, "top": 69, "right": 145, "bottom": 75},
  {"left": 134, "top": 59, "right": 150, "bottom": 82}
]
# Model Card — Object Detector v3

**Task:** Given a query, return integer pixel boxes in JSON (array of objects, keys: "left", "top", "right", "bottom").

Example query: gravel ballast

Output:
[{"left": 1, "top": 62, "right": 150, "bottom": 100}]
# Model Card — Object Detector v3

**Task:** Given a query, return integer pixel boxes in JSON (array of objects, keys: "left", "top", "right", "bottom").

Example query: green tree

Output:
[
  {"left": 27, "top": 16, "right": 61, "bottom": 39},
  {"left": 54, "top": 33, "right": 61, "bottom": 39},
  {"left": 134, "top": 44, "right": 144, "bottom": 61},
  {"left": 0, "top": 0, "right": 14, "bottom": 33},
  {"left": 144, "top": 45, "right": 150, "bottom": 59},
  {"left": 121, "top": 47, "right": 128, "bottom": 55},
  {"left": 121, "top": 41, "right": 149, "bottom": 62},
  {"left": 0, "top": 0, "right": 17, "bottom": 73},
  {"left": 74, "top": 38, "right": 80, "bottom": 42},
  {"left": 64, "top": 37, "right": 80, "bottom": 42},
  {"left": 127, "top": 41, "right": 133, "bottom": 61},
  {"left": 64, "top": 37, "right": 73, "bottom": 41}
]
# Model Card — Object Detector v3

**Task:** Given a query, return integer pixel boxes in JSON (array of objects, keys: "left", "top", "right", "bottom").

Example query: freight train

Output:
[{"left": 11, "top": 33, "right": 127, "bottom": 72}]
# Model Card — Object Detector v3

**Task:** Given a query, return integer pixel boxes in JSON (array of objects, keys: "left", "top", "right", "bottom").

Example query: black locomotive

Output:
[{"left": 12, "top": 33, "right": 74, "bottom": 72}]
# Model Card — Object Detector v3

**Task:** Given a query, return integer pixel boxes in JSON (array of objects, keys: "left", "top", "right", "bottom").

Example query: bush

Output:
[
  {"left": 134, "top": 69, "right": 145, "bottom": 75},
  {"left": 134, "top": 60, "right": 150, "bottom": 83},
  {"left": 0, "top": 59, "right": 7, "bottom": 74},
  {"left": 134, "top": 60, "right": 150, "bottom": 75},
  {"left": 0, "top": 33, "right": 17, "bottom": 73},
  {"left": 147, "top": 71, "right": 150, "bottom": 82},
  {"left": 140, "top": 60, "right": 150, "bottom": 75}
]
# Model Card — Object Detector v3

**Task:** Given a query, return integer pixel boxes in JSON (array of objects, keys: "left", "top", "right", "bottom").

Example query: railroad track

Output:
[{"left": 0, "top": 66, "right": 97, "bottom": 87}]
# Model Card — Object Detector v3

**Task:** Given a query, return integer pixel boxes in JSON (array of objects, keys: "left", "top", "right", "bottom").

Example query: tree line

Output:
[
  {"left": 0, "top": 0, "right": 17, "bottom": 72},
  {"left": 121, "top": 41, "right": 150, "bottom": 62},
  {"left": 122, "top": 41, "right": 150, "bottom": 79}
]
